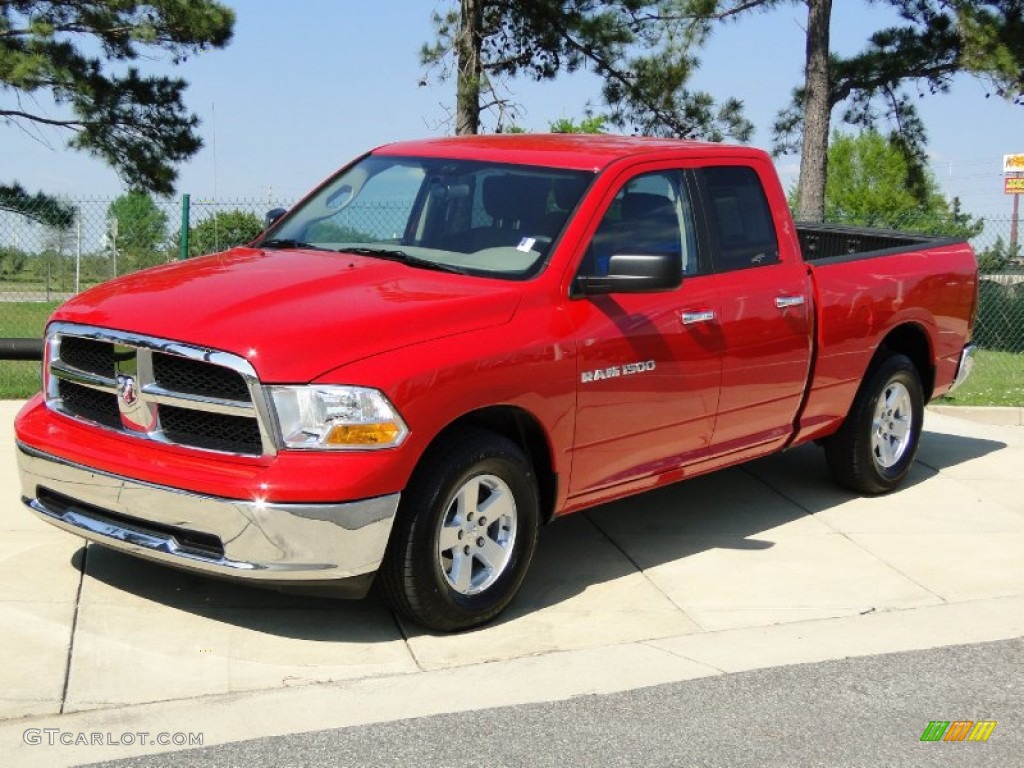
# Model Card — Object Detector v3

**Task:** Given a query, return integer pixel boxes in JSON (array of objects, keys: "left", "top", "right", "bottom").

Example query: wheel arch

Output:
[
  {"left": 424, "top": 406, "right": 559, "bottom": 524},
  {"left": 873, "top": 322, "right": 935, "bottom": 401}
]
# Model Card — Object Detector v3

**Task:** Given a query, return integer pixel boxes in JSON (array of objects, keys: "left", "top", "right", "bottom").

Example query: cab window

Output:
[
  {"left": 579, "top": 171, "right": 697, "bottom": 278},
  {"left": 697, "top": 166, "right": 779, "bottom": 271}
]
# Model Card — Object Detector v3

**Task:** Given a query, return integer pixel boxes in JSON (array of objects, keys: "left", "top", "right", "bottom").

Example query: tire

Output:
[
  {"left": 823, "top": 353, "right": 924, "bottom": 495},
  {"left": 379, "top": 427, "right": 540, "bottom": 632}
]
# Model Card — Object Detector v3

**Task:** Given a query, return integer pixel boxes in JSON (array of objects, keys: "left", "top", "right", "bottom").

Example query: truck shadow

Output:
[{"left": 72, "top": 426, "right": 1006, "bottom": 644}]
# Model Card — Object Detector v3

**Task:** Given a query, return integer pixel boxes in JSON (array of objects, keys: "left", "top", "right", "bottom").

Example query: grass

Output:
[
  {"left": 0, "top": 300, "right": 60, "bottom": 337},
  {"left": 0, "top": 301, "right": 57, "bottom": 399},
  {"left": 937, "top": 348, "right": 1024, "bottom": 407},
  {"left": 0, "top": 360, "right": 42, "bottom": 400}
]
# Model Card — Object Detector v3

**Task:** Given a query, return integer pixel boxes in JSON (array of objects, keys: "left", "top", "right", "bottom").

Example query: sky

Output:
[{"left": 4, "top": 0, "right": 1023, "bottom": 220}]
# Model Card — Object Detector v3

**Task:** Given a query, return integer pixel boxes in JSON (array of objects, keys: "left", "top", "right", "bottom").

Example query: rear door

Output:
[{"left": 693, "top": 165, "right": 813, "bottom": 456}]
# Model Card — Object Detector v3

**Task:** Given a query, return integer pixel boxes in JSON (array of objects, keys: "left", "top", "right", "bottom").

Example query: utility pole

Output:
[
  {"left": 1012, "top": 190, "right": 1019, "bottom": 252},
  {"left": 1003, "top": 154, "right": 1023, "bottom": 251}
]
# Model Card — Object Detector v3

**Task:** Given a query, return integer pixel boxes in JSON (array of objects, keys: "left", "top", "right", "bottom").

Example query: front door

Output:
[{"left": 565, "top": 169, "right": 724, "bottom": 497}]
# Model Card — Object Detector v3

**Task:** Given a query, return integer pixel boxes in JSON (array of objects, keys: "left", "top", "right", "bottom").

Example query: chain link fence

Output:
[
  {"left": 1, "top": 197, "right": 1022, "bottom": 403},
  {"left": 0, "top": 196, "right": 293, "bottom": 302}
]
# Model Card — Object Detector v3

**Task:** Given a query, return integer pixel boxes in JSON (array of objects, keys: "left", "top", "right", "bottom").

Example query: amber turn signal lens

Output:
[{"left": 324, "top": 422, "right": 403, "bottom": 446}]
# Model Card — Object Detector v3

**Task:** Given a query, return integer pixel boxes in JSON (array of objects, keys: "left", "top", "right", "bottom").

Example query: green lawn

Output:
[
  {"left": 0, "top": 300, "right": 60, "bottom": 337},
  {"left": 0, "top": 360, "right": 42, "bottom": 399},
  {"left": 937, "top": 348, "right": 1024, "bottom": 407},
  {"left": 0, "top": 301, "right": 56, "bottom": 399}
]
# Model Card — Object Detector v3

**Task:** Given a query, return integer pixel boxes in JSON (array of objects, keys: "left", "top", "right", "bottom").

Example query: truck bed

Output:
[{"left": 796, "top": 222, "right": 960, "bottom": 264}]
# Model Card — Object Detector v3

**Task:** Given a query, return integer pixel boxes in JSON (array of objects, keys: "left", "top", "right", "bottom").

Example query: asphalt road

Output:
[{"left": 84, "top": 637, "right": 1022, "bottom": 768}]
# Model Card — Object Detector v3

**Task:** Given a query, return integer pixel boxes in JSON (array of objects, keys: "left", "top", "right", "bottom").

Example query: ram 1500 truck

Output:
[{"left": 15, "top": 135, "right": 978, "bottom": 631}]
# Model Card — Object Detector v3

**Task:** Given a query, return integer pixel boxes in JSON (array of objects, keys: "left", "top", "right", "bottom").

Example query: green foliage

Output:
[
  {"left": 549, "top": 115, "right": 607, "bottom": 134},
  {"left": 820, "top": 130, "right": 984, "bottom": 239},
  {"left": 423, "top": 1, "right": 752, "bottom": 140},
  {"left": 0, "top": 245, "right": 29, "bottom": 280},
  {"left": 305, "top": 220, "right": 373, "bottom": 243},
  {"left": 189, "top": 211, "right": 263, "bottom": 257},
  {"left": 1, "top": 1, "right": 235, "bottom": 196},
  {"left": 976, "top": 236, "right": 1022, "bottom": 273},
  {"left": 761, "top": 1, "right": 1024, "bottom": 161},
  {"left": 107, "top": 191, "right": 169, "bottom": 270},
  {"left": 974, "top": 280, "right": 1024, "bottom": 353},
  {"left": 683, "top": 2, "right": 1024, "bottom": 221},
  {"left": 0, "top": 184, "right": 76, "bottom": 228}
]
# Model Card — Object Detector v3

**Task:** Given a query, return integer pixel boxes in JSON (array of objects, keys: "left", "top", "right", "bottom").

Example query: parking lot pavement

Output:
[{"left": 2, "top": 399, "right": 1022, "bottom": 766}]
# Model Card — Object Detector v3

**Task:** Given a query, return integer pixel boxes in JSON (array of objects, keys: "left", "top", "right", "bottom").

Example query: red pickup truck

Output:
[{"left": 15, "top": 135, "right": 977, "bottom": 631}]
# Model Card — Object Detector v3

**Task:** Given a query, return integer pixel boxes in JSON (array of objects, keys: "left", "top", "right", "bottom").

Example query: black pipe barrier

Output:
[{"left": 0, "top": 338, "right": 44, "bottom": 360}]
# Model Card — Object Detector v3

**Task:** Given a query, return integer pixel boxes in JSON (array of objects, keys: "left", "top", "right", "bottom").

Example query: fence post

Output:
[
  {"left": 179, "top": 194, "right": 190, "bottom": 260},
  {"left": 75, "top": 212, "right": 81, "bottom": 294}
]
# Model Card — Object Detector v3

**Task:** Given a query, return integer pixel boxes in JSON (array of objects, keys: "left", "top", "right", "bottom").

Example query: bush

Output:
[
  {"left": 189, "top": 210, "right": 263, "bottom": 257},
  {"left": 975, "top": 280, "right": 1024, "bottom": 353}
]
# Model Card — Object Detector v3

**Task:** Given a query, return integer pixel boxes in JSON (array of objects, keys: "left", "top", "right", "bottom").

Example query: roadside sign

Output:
[
  {"left": 1005, "top": 177, "right": 1024, "bottom": 195},
  {"left": 1003, "top": 154, "right": 1024, "bottom": 173}
]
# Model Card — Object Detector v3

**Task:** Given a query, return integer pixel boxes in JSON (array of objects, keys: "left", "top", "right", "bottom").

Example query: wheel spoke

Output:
[
  {"left": 884, "top": 387, "right": 899, "bottom": 412},
  {"left": 891, "top": 416, "right": 911, "bottom": 444},
  {"left": 878, "top": 436, "right": 895, "bottom": 467},
  {"left": 478, "top": 484, "right": 515, "bottom": 521},
  {"left": 454, "top": 479, "right": 480, "bottom": 520},
  {"left": 437, "top": 522, "right": 462, "bottom": 552},
  {"left": 448, "top": 548, "right": 474, "bottom": 593},
  {"left": 476, "top": 536, "right": 509, "bottom": 571}
]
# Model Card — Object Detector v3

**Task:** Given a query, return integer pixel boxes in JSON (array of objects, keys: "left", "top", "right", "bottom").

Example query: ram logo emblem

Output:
[{"left": 116, "top": 374, "right": 138, "bottom": 406}]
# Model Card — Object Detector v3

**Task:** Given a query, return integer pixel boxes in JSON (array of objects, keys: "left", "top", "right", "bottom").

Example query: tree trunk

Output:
[
  {"left": 796, "top": 0, "right": 832, "bottom": 222},
  {"left": 455, "top": 0, "right": 482, "bottom": 135}
]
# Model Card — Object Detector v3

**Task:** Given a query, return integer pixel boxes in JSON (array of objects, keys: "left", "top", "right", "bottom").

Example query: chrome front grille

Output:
[{"left": 45, "top": 323, "right": 276, "bottom": 457}]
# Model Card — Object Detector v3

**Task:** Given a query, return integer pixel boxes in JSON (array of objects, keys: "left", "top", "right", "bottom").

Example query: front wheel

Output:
[
  {"left": 823, "top": 353, "right": 924, "bottom": 495},
  {"left": 378, "top": 428, "right": 540, "bottom": 632}
]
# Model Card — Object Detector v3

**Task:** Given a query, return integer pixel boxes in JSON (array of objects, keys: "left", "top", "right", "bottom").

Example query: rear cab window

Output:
[{"left": 695, "top": 166, "right": 780, "bottom": 272}]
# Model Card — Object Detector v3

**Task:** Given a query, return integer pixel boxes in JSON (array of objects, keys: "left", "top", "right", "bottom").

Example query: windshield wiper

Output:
[
  {"left": 342, "top": 247, "right": 469, "bottom": 275},
  {"left": 259, "top": 238, "right": 331, "bottom": 251}
]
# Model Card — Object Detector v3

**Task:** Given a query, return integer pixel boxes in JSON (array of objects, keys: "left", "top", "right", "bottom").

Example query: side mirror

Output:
[
  {"left": 263, "top": 208, "right": 287, "bottom": 230},
  {"left": 572, "top": 252, "right": 682, "bottom": 296}
]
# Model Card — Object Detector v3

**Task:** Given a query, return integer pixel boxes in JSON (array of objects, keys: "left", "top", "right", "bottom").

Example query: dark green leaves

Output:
[
  {"left": 1, "top": 1, "right": 235, "bottom": 196},
  {"left": 423, "top": 1, "right": 752, "bottom": 141},
  {"left": 0, "top": 184, "right": 75, "bottom": 228}
]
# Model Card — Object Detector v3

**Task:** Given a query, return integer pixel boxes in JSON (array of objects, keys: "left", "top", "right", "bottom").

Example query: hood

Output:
[{"left": 52, "top": 248, "right": 523, "bottom": 382}]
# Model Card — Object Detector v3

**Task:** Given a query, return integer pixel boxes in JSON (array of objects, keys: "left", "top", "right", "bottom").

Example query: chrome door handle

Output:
[
  {"left": 775, "top": 295, "right": 806, "bottom": 309},
  {"left": 681, "top": 310, "right": 716, "bottom": 325}
]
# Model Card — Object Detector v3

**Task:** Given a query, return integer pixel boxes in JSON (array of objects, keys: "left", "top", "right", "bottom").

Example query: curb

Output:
[{"left": 928, "top": 405, "right": 1024, "bottom": 426}]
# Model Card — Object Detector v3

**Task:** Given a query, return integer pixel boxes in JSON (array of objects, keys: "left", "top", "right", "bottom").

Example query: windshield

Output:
[{"left": 259, "top": 155, "right": 594, "bottom": 279}]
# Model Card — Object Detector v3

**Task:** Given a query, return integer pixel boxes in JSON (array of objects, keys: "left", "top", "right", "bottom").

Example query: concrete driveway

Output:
[{"left": 1, "top": 400, "right": 1022, "bottom": 766}]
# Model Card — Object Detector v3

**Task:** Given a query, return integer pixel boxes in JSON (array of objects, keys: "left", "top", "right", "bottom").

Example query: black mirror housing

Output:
[
  {"left": 572, "top": 252, "right": 682, "bottom": 296},
  {"left": 263, "top": 208, "right": 287, "bottom": 230}
]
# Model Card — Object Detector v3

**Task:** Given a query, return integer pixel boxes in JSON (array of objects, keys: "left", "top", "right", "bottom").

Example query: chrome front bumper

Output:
[{"left": 17, "top": 443, "right": 400, "bottom": 594}]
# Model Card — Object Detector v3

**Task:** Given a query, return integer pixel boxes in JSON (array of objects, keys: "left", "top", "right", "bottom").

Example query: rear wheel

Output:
[
  {"left": 379, "top": 428, "right": 540, "bottom": 632},
  {"left": 824, "top": 353, "right": 924, "bottom": 494}
]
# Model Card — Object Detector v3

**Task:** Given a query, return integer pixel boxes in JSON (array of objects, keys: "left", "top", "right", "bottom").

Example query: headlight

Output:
[{"left": 268, "top": 385, "right": 408, "bottom": 450}]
